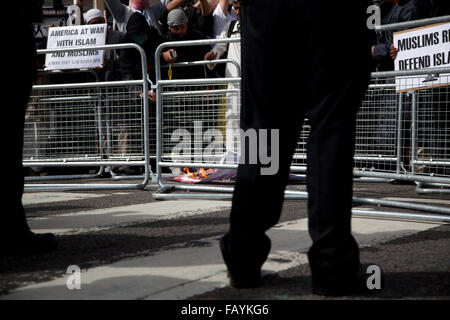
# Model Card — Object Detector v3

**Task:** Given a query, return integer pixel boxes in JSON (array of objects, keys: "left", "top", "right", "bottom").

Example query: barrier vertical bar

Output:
[
  {"left": 396, "top": 92, "right": 403, "bottom": 174},
  {"left": 411, "top": 91, "right": 417, "bottom": 174}
]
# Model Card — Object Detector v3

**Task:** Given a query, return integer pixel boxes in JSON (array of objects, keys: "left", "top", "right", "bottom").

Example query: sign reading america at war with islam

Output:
[
  {"left": 393, "top": 22, "right": 450, "bottom": 92},
  {"left": 45, "top": 24, "right": 107, "bottom": 70}
]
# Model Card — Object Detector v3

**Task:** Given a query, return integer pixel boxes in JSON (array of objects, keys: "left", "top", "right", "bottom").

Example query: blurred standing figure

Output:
[
  {"left": 372, "top": 0, "right": 430, "bottom": 71},
  {"left": 211, "top": 0, "right": 237, "bottom": 39},
  {"left": 67, "top": 0, "right": 86, "bottom": 25},
  {"left": 160, "top": 8, "right": 210, "bottom": 79},
  {"left": 205, "top": 0, "right": 241, "bottom": 155},
  {"left": 0, "top": 1, "right": 57, "bottom": 256},
  {"left": 220, "top": 0, "right": 382, "bottom": 296},
  {"left": 85, "top": 8, "right": 123, "bottom": 67},
  {"left": 105, "top": 0, "right": 167, "bottom": 35}
]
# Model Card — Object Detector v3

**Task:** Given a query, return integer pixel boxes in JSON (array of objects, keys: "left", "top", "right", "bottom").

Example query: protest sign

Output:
[
  {"left": 393, "top": 22, "right": 450, "bottom": 92},
  {"left": 45, "top": 24, "right": 107, "bottom": 70}
]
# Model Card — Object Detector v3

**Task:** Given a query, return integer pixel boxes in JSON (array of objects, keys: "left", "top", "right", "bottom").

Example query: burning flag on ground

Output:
[
  {"left": 171, "top": 151, "right": 238, "bottom": 183},
  {"left": 171, "top": 167, "right": 220, "bottom": 183}
]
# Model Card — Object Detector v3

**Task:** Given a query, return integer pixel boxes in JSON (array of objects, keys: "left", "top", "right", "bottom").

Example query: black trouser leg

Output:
[
  {"left": 2, "top": 25, "right": 35, "bottom": 237},
  {"left": 222, "top": 0, "right": 371, "bottom": 282},
  {"left": 306, "top": 77, "right": 369, "bottom": 284},
  {"left": 305, "top": 1, "right": 371, "bottom": 282},
  {"left": 222, "top": 0, "right": 308, "bottom": 272}
]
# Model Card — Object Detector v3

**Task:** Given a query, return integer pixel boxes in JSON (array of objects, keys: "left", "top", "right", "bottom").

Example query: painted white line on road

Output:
[
  {"left": 23, "top": 192, "right": 107, "bottom": 205},
  {"left": 27, "top": 200, "right": 232, "bottom": 235},
  {"left": 2, "top": 217, "right": 441, "bottom": 300}
]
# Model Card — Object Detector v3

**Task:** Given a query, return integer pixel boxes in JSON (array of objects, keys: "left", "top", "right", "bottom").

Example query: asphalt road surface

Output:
[{"left": 1, "top": 176, "right": 449, "bottom": 302}]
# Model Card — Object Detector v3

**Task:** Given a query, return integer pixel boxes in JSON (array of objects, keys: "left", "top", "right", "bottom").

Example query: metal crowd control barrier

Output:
[
  {"left": 24, "top": 69, "right": 106, "bottom": 182},
  {"left": 357, "top": 68, "right": 450, "bottom": 180},
  {"left": 23, "top": 43, "right": 152, "bottom": 191},
  {"left": 375, "top": 15, "right": 450, "bottom": 32},
  {"left": 152, "top": 38, "right": 450, "bottom": 223},
  {"left": 153, "top": 38, "right": 241, "bottom": 194}
]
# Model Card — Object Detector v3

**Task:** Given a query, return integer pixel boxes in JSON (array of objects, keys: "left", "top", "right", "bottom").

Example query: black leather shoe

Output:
[
  {"left": 220, "top": 233, "right": 271, "bottom": 289},
  {"left": 227, "top": 270, "right": 262, "bottom": 289},
  {"left": 312, "top": 263, "right": 384, "bottom": 296},
  {"left": 0, "top": 231, "right": 58, "bottom": 256}
]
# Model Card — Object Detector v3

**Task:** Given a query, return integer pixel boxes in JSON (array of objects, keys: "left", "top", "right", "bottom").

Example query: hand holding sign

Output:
[
  {"left": 393, "top": 22, "right": 450, "bottom": 92},
  {"left": 390, "top": 44, "right": 399, "bottom": 61}
]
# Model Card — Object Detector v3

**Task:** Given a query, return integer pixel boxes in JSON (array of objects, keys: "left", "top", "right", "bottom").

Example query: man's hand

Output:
[
  {"left": 163, "top": 49, "right": 177, "bottom": 63},
  {"left": 390, "top": 44, "right": 399, "bottom": 60},
  {"left": 204, "top": 51, "right": 217, "bottom": 61},
  {"left": 139, "top": 90, "right": 156, "bottom": 103}
]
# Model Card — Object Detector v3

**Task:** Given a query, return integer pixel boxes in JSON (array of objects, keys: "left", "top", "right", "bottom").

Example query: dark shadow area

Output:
[
  {"left": 23, "top": 189, "right": 155, "bottom": 218},
  {"left": 0, "top": 213, "right": 230, "bottom": 295},
  {"left": 192, "top": 271, "right": 449, "bottom": 300},
  {"left": 377, "top": 226, "right": 450, "bottom": 245},
  {"left": 25, "top": 205, "right": 94, "bottom": 217}
]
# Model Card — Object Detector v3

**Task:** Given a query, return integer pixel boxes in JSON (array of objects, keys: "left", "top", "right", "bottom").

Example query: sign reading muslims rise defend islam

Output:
[
  {"left": 393, "top": 22, "right": 450, "bottom": 92},
  {"left": 45, "top": 24, "right": 107, "bottom": 70}
]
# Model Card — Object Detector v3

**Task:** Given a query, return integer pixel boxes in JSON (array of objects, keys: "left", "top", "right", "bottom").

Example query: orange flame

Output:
[{"left": 182, "top": 167, "right": 213, "bottom": 179}]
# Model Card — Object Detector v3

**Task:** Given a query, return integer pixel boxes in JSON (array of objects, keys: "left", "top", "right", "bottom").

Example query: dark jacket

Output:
[
  {"left": 159, "top": 6, "right": 214, "bottom": 39},
  {"left": 430, "top": 0, "right": 450, "bottom": 16},
  {"left": 373, "top": 0, "right": 431, "bottom": 71},
  {"left": 411, "top": 0, "right": 432, "bottom": 20},
  {"left": 160, "top": 28, "right": 210, "bottom": 80},
  {"left": 119, "top": 12, "right": 162, "bottom": 82}
]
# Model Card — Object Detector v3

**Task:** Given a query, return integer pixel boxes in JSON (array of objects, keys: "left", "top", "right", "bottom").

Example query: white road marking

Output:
[
  {"left": 22, "top": 192, "right": 106, "bottom": 205},
  {"left": 27, "top": 200, "right": 232, "bottom": 235}
]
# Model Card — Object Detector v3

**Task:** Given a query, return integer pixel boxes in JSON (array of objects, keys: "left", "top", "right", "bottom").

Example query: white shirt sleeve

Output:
[
  {"left": 214, "top": 22, "right": 230, "bottom": 59},
  {"left": 207, "top": 21, "right": 230, "bottom": 70},
  {"left": 212, "top": 4, "right": 236, "bottom": 39}
]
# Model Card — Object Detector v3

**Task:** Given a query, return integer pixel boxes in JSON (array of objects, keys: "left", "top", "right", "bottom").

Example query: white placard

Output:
[
  {"left": 45, "top": 24, "right": 107, "bottom": 70},
  {"left": 393, "top": 22, "right": 450, "bottom": 92}
]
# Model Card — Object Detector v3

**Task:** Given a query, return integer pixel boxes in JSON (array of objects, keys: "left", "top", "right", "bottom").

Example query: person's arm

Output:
[
  {"left": 212, "top": 22, "right": 229, "bottom": 58},
  {"left": 372, "top": 42, "right": 390, "bottom": 61},
  {"left": 204, "top": 22, "right": 229, "bottom": 69},
  {"left": 166, "top": 0, "right": 185, "bottom": 11},
  {"left": 104, "top": 0, "right": 129, "bottom": 23},
  {"left": 385, "top": 4, "right": 417, "bottom": 62},
  {"left": 198, "top": 0, "right": 210, "bottom": 16},
  {"left": 76, "top": 0, "right": 85, "bottom": 24},
  {"left": 219, "top": 0, "right": 229, "bottom": 16},
  {"left": 399, "top": 5, "right": 416, "bottom": 22},
  {"left": 372, "top": 28, "right": 393, "bottom": 62}
]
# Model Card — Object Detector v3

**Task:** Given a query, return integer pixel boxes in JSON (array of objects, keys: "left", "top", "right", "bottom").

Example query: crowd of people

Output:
[
  {"left": 62, "top": 0, "right": 242, "bottom": 175},
  {"left": 27, "top": 0, "right": 449, "bottom": 175},
  {"left": 25, "top": 0, "right": 449, "bottom": 177},
  {"left": 68, "top": 0, "right": 242, "bottom": 84},
  {"left": 67, "top": 0, "right": 450, "bottom": 75},
  {"left": 31, "top": 0, "right": 450, "bottom": 92}
]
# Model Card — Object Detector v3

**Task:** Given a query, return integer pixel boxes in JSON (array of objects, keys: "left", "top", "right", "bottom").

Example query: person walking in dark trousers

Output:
[
  {"left": 220, "top": 0, "right": 381, "bottom": 296},
  {"left": 0, "top": 3, "right": 57, "bottom": 256}
]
